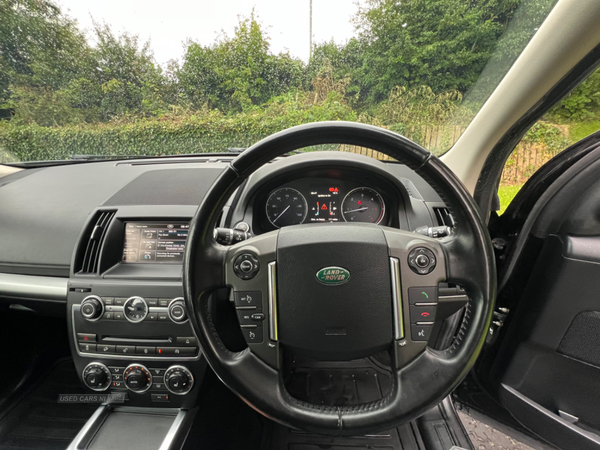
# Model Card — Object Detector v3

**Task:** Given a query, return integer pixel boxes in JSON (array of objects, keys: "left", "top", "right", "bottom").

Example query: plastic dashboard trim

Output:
[{"left": 0, "top": 272, "right": 68, "bottom": 300}]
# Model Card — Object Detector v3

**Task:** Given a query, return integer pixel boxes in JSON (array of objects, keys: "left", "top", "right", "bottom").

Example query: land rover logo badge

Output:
[{"left": 316, "top": 267, "right": 351, "bottom": 285}]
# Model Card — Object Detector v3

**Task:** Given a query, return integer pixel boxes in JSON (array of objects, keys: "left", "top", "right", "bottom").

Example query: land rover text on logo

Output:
[{"left": 316, "top": 267, "right": 351, "bottom": 285}]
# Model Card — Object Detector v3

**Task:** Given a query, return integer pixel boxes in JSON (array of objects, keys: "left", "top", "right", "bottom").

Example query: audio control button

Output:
[{"left": 80, "top": 296, "right": 104, "bottom": 321}]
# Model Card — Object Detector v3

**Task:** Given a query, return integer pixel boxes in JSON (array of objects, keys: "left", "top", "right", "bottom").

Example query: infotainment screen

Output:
[{"left": 122, "top": 222, "right": 189, "bottom": 263}]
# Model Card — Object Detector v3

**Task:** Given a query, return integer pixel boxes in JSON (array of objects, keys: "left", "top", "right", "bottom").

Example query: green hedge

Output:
[{"left": 0, "top": 100, "right": 357, "bottom": 162}]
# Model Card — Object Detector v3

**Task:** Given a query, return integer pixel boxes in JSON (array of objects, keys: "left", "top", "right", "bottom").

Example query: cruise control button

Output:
[
  {"left": 241, "top": 326, "right": 263, "bottom": 344},
  {"left": 411, "top": 324, "right": 432, "bottom": 341},
  {"left": 77, "top": 333, "right": 97, "bottom": 343},
  {"left": 408, "top": 287, "right": 437, "bottom": 305},
  {"left": 176, "top": 337, "right": 197, "bottom": 346},
  {"left": 236, "top": 309, "right": 258, "bottom": 326},
  {"left": 78, "top": 343, "right": 96, "bottom": 353},
  {"left": 136, "top": 346, "right": 156, "bottom": 355},
  {"left": 234, "top": 291, "right": 262, "bottom": 308},
  {"left": 251, "top": 313, "right": 265, "bottom": 322},
  {"left": 409, "top": 305, "right": 437, "bottom": 323}
]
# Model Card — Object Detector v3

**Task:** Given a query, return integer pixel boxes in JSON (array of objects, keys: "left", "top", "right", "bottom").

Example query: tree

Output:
[
  {"left": 178, "top": 12, "right": 303, "bottom": 112},
  {"left": 352, "top": 0, "right": 518, "bottom": 103}
]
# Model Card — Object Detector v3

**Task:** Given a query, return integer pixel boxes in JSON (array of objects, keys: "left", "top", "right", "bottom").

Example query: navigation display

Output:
[{"left": 122, "top": 222, "right": 189, "bottom": 263}]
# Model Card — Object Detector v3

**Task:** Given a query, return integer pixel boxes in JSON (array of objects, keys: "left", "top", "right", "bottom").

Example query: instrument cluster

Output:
[{"left": 253, "top": 175, "right": 402, "bottom": 233}]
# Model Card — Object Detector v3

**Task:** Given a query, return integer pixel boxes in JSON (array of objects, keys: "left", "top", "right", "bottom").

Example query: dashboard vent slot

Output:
[
  {"left": 78, "top": 210, "right": 116, "bottom": 274},
  {"left": 434, "top": 207, "right": 454, "bottom": 227}
]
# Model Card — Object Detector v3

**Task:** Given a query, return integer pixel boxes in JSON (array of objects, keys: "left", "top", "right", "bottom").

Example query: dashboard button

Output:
[
  {"left": 114, "top": 297, "right": 127, "bottom": 306},
  {"left": 234, "top": 291, "right": 262, "bottom": 308},
  {"left": 77, "top": 333, "right": 97, "bottom": 343},
  {"left": 176, "top": 337, "right": 197, "bottom": 346},
  {"left": 158, "top": 312, "right": 169, "bottom": 322},
  {"left": 98, "top": 344, "right": 116, "bottom": 354},
  {"left": 136, "top": 346, "right": 156, "bottom": 355},
  {"left": 408, "top": 287, "right": 437, "bottom": 305},
  {"left": 102, "top": 312, "right": 114, "bottom": 320},
  {"left": 241, "top": 326, "right": 263, "bottom": 344},
  {"left": 149, "top": 368, "right": 165, "bottom": 376},
  {"left": 158, "top": 298, "right": 172, "bottom": 307},
  {"left": 102, "top": 297, "right": 114, "bottom": 305},
  {"left": 108, "top": 366, "right": 125, "bottom": 374},
  {"left": 150, "top": 382, "right": 166, "bottom": 390},
  {"left": 116, "top": 345, "right": 135, "bottom": 355},
  {"left": 78, "top": 343, "right": 96, "bottom": 353},
  {"left": 111, "top": 381, "right": 126, "bottom": 389},
  {"left": 113, "top": 311, "right": 125, "bottom": 321},
  {"left": 146, "top": 298, "right": 158, "bottom": 307},
  {"left": 151, "top": 393, "right": 170, "bottom": 403},
  {"left": 145, "top": 312, "right": 158, "bottom": 321}
]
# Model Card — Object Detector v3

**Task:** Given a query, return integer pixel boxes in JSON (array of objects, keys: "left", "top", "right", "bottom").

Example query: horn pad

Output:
[{"left": 276, "top": 223, "right": 393, "bottom": 360}]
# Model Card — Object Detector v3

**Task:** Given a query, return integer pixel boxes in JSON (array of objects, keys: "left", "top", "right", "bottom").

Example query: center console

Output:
[{"left": 67, "top": 206, "right": 207, "bottom": 409}]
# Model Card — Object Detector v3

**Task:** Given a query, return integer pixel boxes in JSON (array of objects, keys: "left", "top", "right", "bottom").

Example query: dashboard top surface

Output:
[{"left": 0, "top": 152, "right": 443, "bottom": 277}]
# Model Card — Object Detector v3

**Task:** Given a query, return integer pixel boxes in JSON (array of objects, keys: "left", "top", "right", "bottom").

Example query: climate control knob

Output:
[
  {"left": 82, "top": 363, "right": 111, "bottom": 391},
  {"left": 123, "top": 364, "right": 152, "bottom": 393},
  {"left": 80, "top": 296, "right": 104, "bottom": 321},
  {"left": 164, "top": 366, "right": 194, "bottom": 395},
  {"left": 168, "top": 298, "right": 188, "bottom": 323}
]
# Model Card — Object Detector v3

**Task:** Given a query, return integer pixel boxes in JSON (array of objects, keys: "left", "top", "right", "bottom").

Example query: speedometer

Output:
[
  {"left": 266, "top": 188, "right": 308, "bottom": 228},
  {"left": 341, "top": 187, "right": 385, "bottom": 224}
]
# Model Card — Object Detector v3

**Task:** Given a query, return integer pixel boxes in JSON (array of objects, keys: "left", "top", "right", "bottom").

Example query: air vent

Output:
[
  {"left": 434, "top": 207, "right": 454, "bottom": 227},
  {"left": 77, "top": 210, "right": 116, "bottom": 274}
]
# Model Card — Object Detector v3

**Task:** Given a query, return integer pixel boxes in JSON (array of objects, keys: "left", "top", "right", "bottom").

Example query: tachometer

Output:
[
  {"left": 266, "top": 188, "right": 308, "bottom": 228},
  {"left": 341, "top": 187, "right": 385, "bottom": 224}
]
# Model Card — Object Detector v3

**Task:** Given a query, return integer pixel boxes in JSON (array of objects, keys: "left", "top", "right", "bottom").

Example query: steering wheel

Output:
[{"left": 183, "top": 122, "right": 495, "bottom": 435}]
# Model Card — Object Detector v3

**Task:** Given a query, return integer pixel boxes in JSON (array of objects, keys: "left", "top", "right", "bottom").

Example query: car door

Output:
[{"left": 469, "top": 128, "right": 600, "bottom": 450}]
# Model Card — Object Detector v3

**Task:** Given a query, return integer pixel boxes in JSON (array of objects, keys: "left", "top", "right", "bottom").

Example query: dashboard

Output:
[{"left": 0, "top": 151, "right": 449, "bottom": 408}]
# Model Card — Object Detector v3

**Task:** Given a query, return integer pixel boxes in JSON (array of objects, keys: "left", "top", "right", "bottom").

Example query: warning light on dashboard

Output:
[
  {"left": 329, "top": 187, "right": 339, "bottom": 192},
  {"left": 321, "top": 204, "right": 328, "bottom": 210}
]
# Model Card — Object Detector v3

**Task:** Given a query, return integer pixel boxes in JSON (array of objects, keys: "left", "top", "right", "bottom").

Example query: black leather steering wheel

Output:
[{"left": 183, "top": 121, "right": 495, "bottom": 435}]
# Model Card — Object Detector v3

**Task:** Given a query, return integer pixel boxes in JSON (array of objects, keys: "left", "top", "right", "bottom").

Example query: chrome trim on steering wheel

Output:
[
  {"left": 390, "top": 257, "right": 404, "bottom": 340},
  {"left": 268, "top": 261, "right": 278, "bottom": 341}
]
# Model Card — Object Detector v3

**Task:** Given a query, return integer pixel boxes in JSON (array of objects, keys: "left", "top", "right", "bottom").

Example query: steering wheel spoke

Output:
[
  {"left": 382, "top": 228, "right": 448, "bottom": 369},
  {"left": 225, "top": 231, "right": 281, "bottom": 369}
]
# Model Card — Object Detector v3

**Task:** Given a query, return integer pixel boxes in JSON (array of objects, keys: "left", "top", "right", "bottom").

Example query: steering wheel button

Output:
[
  {"left": 241, "top": 326, "right": 263, "bottom": 344},
  {"left": 408, "top": 247, "right": 437, "bottom": 274},
  {"left": 237, "top": 309, "right": 257, "bottom": 325},
  {"left": 408, "top": 287, "right": 438, "bottom": 305},
  {"left": 411, "top": 324, "right": 432, "bottom": 341},
  {"left": 234, "top": 291, "right": 262, "bottom": 308},
  {"left": 409, "top": 305, "right": 436, "bottom": 323},
  {"left": 415, "top": 254, "right": 430, "bottom": 267},
  {"left": 234, "top": 253, "right": 260, "bottom": 279},
  {"left": 251, "top": 313, "right": 265, "bottom": 321}
]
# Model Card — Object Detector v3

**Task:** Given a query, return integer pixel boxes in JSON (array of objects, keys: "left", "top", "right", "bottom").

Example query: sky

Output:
[{"left": 56, "top": 0, "right": 360, "bottom": 66}]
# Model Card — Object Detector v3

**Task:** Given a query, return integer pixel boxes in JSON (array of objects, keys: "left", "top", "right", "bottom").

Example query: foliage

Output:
[
  {"left": 498, "top": 184, "right": 522, "bottom": 214},
  {"left": 177, "top": 12, "right": 304, "bottom": 112}
]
